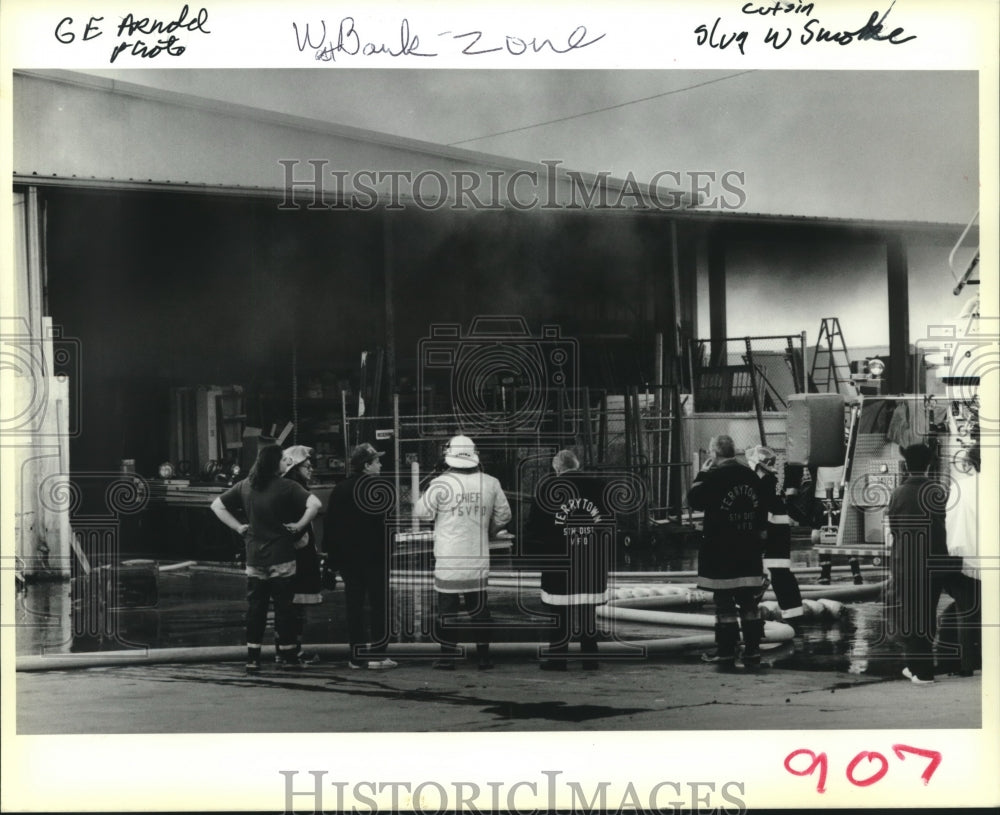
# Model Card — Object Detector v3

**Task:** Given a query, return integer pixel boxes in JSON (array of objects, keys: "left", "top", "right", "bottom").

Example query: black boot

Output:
[
  {"left": 476, "top": 643, "right": 494, "bottom": 670},
  {"left": 818, "top": 558, "right": 832, "bottom": 586},
  {"left": 276, "top": 645, "right": 303, "bottom": 670},
  {"left": 742, "top": 619, "right": 766, "bottom": 672},
  {"left": 714, "top": 622, "right": 740, "bottom": 672},
  {"left": 246, "top": 646, "right": 262, "bottom": 676},
  {"left": 849, "top": 557, "right": 863, "bottom": 586},
  {"left": 433, "top": 644, "right": 460, "bottom": 670},
  {"left": 784, "top": 614, "right": 806, "bottom": 636}
]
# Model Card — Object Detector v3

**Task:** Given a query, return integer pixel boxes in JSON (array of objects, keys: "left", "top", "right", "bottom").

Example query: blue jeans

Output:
[
  {"left": 246, "top": 575, "right": 296, "bottom": 647},
  {"left": 343, "top": 567, "right": 389, "bottom": 658}
]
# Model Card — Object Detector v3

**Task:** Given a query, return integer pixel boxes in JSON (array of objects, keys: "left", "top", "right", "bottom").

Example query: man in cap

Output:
[
  {"left": 324, "top": 442, "right": 397, "bottom": 670},
  {"left": 416, "top": 435, "right": 512, "bottom": 669}
]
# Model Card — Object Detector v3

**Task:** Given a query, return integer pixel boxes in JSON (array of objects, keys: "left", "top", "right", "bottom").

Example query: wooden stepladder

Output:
[{"left": 810, "top": 318, "right": 856, "bottom": 397}]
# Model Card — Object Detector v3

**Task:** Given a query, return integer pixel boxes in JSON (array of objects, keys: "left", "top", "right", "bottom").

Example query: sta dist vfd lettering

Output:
[{"left": 720, "top": 484, "right": 759, "bottom": 531}]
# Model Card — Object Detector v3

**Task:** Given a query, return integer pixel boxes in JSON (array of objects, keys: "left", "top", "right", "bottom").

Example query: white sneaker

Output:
[
  {"left": 902, "top": 667, "right": 935, "bottom": 685},
  {"left": 367, "top": 658, "right": 398, "bottom": 670}
]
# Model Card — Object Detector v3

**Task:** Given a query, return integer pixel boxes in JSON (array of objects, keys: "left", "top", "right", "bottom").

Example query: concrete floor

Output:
[{"left": 16, "top": 649, "right": 982, "bottom": 734}]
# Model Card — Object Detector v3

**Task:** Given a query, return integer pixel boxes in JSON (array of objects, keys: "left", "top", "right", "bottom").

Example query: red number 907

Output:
[{"left": 784, "top": 745, "right": 942, "bottom": 793}]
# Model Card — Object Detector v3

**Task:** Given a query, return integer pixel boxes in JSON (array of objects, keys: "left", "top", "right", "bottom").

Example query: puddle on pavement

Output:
[
  {"left": 481, "top": 701, "right": 653, "bottom": 722},
  {"left": 137, "top": 665, "right": 653, "bottom": 724},
  {"left": 768, "top": 601, "right": 905, "bottom": 676}
]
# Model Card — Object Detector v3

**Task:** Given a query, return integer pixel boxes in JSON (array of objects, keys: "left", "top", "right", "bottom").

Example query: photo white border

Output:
[{"left": 1, "top": 0, "right": 997, "bottom": 811}]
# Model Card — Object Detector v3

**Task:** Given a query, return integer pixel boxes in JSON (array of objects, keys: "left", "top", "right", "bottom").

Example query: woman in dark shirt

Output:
[{"left": 211, "top": 444, "right": 321, "bottom": 674}]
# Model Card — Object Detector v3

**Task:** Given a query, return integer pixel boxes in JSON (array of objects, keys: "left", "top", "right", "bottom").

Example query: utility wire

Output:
[{"left": 447, "top": 70, "right": 756, "bottom": 147}]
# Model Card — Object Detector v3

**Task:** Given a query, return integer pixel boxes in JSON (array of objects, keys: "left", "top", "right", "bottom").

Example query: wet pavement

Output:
[
  {"left": 17, "top": 559, "right": 899, "bottom": 669},
  {"left": 15, "top": 645, "right": 982, "bottom": 734},
  {"left": 13, "top": 549, "right": 985, "bottom": 734}
]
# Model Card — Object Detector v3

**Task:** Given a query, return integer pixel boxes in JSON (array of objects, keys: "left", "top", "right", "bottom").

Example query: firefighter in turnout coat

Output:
[
  {"left": 526, "top": 449, "right": 612, "bottom": 670},
  {"left": 416, "top": 435, "right": 512, "bottom": 669},
  {"left": 745, "top": 445, "right": 804, "bottom": 626},
  {"left": 688, "top": 435, "right": 768, "bottom": 671}
]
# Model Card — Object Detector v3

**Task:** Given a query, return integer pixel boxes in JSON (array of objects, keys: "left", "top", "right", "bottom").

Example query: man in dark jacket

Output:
[
  {"left": 324, "top": 443, "right": 397, "bottom": 670},
  {"left": 687, "top": 435, "right": 768, "bottom": 671},
  {"left": 526, "top": 449, "right": 612, "bottom": 671},
  {"left": 885, "top": 443, "right": 960, "bottom": 684}
]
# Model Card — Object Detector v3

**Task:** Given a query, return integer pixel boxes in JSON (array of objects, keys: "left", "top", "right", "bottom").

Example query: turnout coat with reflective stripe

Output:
[
  {"left": 526, "top": 470, "right": 612, "bottom": 606},
  {"left": 416, "top": 468, "right": 512, "bottom": 593},
  {"left": 688, "top": 460, "right": 767, "bottom": 590},
  {"left": 758, "top": 471, "right": 793, "bottom": 568}
]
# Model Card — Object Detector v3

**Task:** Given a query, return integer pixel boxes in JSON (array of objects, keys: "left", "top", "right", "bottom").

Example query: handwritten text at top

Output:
[
  {"left": 53, "top": 5, "right": 211, "bottom": 64},
  {"left": 694, "top": 1, "right": 916, "bottom": 55},
  {"left": 292, "top": 17, "right": 605, "bottom": 62}
]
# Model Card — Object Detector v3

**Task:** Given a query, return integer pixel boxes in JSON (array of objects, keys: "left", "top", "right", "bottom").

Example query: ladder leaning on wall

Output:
[{"left": 809, "top": 317, "right": 856, "bottom": 397}]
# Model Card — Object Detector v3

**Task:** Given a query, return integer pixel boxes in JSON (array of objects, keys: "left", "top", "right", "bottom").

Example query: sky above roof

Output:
[{"left": 86, "top": 68, "right": 979, "bottom": 224}]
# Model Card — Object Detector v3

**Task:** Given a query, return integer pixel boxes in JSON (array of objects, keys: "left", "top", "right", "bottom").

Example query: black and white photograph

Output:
[{"left": 1, "top": 0, "right": 997, "bottom": 812}]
